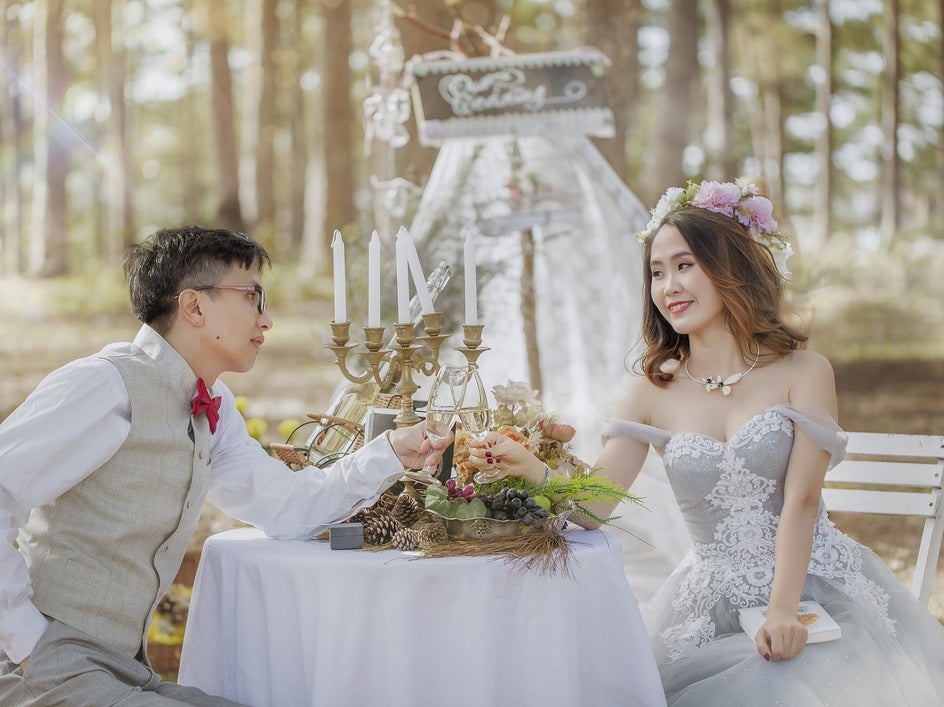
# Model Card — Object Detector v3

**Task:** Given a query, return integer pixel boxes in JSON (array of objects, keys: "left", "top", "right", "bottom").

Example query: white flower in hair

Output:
[
  {"left": 735, "top": 177, "right": 759, "bottom": 195},
  {"left": 642, "top": 187, "right": 685, "bottom": 237}
]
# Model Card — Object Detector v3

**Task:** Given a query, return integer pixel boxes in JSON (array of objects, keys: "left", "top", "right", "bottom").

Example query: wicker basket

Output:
[
  {"left": 270, "top": 392, "right": 403, "bottom": 470},
  {"left": 426, "top": 511, "right": 570, "bottom": 540}
]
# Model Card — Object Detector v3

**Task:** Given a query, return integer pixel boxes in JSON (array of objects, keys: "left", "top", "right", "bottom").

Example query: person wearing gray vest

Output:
[{"left": 0, "top": 226, "right": 450, "bottom": 706}]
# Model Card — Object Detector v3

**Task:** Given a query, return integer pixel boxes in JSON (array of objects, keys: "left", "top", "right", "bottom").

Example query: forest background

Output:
[{"left": 1, "top": 0, "right": 943, "bottom": 624}]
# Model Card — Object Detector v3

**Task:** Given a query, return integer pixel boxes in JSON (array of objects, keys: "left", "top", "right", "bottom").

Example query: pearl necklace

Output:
[{"left": 684, "top": 346, "right": 759, "bottom": 396}]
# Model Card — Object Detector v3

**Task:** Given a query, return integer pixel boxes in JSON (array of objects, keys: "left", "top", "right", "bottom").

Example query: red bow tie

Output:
[{"left": 191, "top": 378, "right": 222, "bottom": 434}]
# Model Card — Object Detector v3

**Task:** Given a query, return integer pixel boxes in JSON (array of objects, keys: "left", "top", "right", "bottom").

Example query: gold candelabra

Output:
[{"left": 326, "top": 314, "right": 488, "bottom": 427}]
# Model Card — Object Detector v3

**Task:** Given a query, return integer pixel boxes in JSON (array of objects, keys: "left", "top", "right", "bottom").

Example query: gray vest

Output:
[{"left": 18, "top": 329, "right": 211, "bottom": 659}]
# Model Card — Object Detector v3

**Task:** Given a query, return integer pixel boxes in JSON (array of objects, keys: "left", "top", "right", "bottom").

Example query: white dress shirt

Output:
[{"left": 0, "top": 349, "right": 405, "bottom": 664}]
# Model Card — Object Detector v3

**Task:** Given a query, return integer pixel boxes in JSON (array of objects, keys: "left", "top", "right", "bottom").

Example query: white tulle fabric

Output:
[{"left": 603, "top": 404, "right": 944, "bottom": 706}]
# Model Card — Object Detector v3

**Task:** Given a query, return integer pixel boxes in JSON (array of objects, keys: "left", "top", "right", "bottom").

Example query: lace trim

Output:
[{"left": 659, "top": 411, "right": 896, "bottom": 662}]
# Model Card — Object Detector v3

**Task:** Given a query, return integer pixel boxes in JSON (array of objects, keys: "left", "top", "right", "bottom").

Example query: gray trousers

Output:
[{"left": 0, "top": 619, "right": 248, "bottom": 706}]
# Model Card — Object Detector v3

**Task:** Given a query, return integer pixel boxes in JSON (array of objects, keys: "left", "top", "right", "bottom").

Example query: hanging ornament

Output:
[{"left": 364, "top": 0, "right": 411, "bottom": 150}]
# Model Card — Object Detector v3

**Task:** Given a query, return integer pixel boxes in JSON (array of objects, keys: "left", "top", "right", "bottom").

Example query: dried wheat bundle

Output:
[{"left": 418, "top": 530, "right": 573, "bottom": 577}]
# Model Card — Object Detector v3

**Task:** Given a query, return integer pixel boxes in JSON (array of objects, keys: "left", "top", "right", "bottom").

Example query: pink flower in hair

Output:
[
  {"left": 637, "top": 178, "right": 793, "bottom": 277},
  {"left": 691, "top": 181, "right": 742, "bottom": 218},
  {"left": 736, "top": 195, "right": 778, "bottom": 237}
]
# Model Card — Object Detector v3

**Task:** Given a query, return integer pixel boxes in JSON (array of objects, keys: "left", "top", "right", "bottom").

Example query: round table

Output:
[{"left": 178, "top": 526, "right": 666, "bottom": 707}]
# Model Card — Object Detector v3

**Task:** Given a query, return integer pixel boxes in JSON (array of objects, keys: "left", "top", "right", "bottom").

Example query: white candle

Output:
[
  {"left": 398, "top": 227, "right": 435, "bottom": 315},
  {"left": 395, "top": 230, "right": 410, "bottom": 323},
  {"left": 464, "top": 227, "right": 477, "bottom": 325},
  {"left": 331, "top": 230, "right": 346, "bottom": 323},
  {"left": 367, "top": 230, "right": 381, "bottom": 328}
]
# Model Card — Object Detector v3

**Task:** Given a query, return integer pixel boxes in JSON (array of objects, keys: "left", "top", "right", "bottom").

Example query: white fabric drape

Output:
[{"left": 408, "top": 135, "right": 691, "bottom": 603}]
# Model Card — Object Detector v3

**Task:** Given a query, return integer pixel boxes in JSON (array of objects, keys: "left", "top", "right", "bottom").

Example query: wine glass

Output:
[
  {"left": 420, "top": 365, "right": 467, "bottom": 478},
  {"left": 451, "top": 369, "right": 496, "bottom": 484}
]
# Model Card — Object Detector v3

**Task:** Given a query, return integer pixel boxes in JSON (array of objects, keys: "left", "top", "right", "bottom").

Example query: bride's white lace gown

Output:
[{"left": 605, "top": 404, "right": 944, "bottom": 706}]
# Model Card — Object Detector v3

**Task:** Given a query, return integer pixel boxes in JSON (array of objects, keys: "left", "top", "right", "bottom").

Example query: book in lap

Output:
[{"left": 739, "top": 600, "right": 842, "bottom": 643}]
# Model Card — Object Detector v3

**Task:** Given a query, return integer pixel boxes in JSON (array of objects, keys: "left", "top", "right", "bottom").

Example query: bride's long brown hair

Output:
[{"left": 638, "top": 207, "right": 807, "bottom": 386}]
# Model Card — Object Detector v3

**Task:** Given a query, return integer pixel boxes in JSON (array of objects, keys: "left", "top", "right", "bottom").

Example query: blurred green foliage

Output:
[{"left": 797, "top": 235, "right": 944, "bottom": 361}]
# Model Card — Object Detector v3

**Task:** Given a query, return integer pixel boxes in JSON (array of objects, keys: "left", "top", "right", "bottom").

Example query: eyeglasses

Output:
[{"left": 189, "top": 284, "right": 267, "bottom": 314}]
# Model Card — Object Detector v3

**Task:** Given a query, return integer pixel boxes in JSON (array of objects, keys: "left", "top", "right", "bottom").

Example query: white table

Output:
[{"left": 178, "top": 527, "right": 666, "bottom": 707}]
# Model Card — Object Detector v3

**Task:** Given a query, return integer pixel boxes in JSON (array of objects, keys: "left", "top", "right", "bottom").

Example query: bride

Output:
[{"left": 468, "top": 180, "right": 944, "bottom": 705}]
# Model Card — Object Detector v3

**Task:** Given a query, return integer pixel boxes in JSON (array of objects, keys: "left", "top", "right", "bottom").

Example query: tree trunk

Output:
[
  {"left": 0, "top": 5, "right": 27, "bottom": 274},
  {"left": 322, "top": 0, "right": 355, "bottom": 260},
  {"left": 520, "top": 227, "right": 543, "bottom": 395},
  {"left": 116, "top": 34, "right": 134, "bottom": 253},
  {"left": 750, "top": 0, "right": 787, "bottom": 211},
  {"left": 254, "top": 0, "right": 279, "bottom": 250},
  {"left": 879, "top": 0, "right": 901, "bottom": 244},
  {"left": 91, "top": 0, "right": 107, "bottom": 260},
  {"left": 95, "top": 0, "right": 133, "bottom": 261},
  {"left": 654, "top": 0, "right": 699, "bottom": 201},
  {"left": 395, "top": 1, "right": 456, "bottom": 195},
  {"left": 761, "top": 81, "right": 786, "bottom": 217},
  {"left": 811, "top": 0, "right": 834, "bottom": 245},
  {"left": 586, "top": 0, "right": 641, "bottom": 182},
  {"left": 299, "top": 10, "right": 325, "bottom": 280},
  {"left": 705, "top": 0, "right": 736, "bottom": 180},
  {"left": 208, "top": 0, "right": 245, "bottom": 233},
  {"left": 286, "top": 1, "right": 309, "bottom": 256},
  {"left": 32, "top": 0, "right": 70, "bottom": 277},
  {"left": 939, "top": 0, "right": 944, "bottom": 222},
  {"left": 181, "top": 29, "right": 204, "bottom": 223}
]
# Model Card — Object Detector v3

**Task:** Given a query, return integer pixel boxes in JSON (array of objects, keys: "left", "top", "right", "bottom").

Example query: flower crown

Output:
[{"left": 636, "top": 179, "right": 793, "bottom": 276}]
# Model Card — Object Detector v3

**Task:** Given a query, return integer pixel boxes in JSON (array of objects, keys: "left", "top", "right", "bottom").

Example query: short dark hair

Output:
[
  {"left": 638, "top": 207, "right": 807, "bottom": 385},
  {"left": 123, "top": 226, "right": 271, "bottom": 333}
]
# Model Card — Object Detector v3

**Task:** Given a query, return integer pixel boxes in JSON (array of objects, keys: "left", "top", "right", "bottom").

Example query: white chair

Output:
[{"left": 823, "top": 431, "right": 944, "bottom": 606}]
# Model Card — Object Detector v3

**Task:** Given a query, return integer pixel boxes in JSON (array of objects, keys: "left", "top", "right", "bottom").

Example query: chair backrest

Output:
[{"left": 822, "top": 431, "right": 944, "bottom": 606}]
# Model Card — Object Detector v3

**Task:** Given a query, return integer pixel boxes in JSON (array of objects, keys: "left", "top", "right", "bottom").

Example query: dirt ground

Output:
[{"left": 2, "top": 302, "right": 942, "bottom": 621}]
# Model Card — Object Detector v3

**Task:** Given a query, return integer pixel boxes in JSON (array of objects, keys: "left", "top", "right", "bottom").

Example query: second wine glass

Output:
[
  {"left": 454, "top": 368, "right": 500, "bottom": 484},
  {"left": 457, "top": 367, "right": 491, "bottom": 442},
  {"left": 421, "top": 365, "right": 467, "bottom": 477}
]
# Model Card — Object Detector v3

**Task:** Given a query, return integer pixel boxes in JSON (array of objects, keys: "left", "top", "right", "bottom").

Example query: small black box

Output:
[{"left": 329, "top": 522, "right": 364, "bottom": 550}]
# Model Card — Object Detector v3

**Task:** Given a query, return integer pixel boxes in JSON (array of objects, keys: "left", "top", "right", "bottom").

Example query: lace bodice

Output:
[{"left": 604, "top": 405, "right": 896, "bottom": 661}]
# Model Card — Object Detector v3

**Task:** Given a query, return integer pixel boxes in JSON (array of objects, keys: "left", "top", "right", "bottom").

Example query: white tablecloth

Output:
[{"left": 178, "top": 527, "right": 666, "bottom": 707}]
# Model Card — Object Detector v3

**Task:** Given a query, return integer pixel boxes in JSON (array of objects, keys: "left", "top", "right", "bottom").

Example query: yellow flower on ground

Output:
[
  {"left": 279, "top": 418, "right": 302, "bottom": 441},
  {"left": 148, "top": 583, "right": 192, "bottom": 646},
  {"left": 235, "top": 395, "right": 249, "bottom": 416}
]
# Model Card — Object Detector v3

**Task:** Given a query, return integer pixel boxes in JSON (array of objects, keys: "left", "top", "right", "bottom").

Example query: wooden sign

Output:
[{"left": 408, "top": 50, "right": 614, "bottom": 145}]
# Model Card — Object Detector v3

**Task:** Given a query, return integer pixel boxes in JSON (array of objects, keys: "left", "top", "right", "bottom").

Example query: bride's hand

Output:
[
  {"left": 755, "top": 611, "right": 808, "bottom": 662},
  {"left": 467, "top": 431, "right": 546, "bottom": 484}
]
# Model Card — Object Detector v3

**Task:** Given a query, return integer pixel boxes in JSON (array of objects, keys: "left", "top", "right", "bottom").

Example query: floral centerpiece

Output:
[
  {"left": 334, "top": 381, "right": 642, "bottom": 575},
  {"left": 452, "top": 380, "right": 588, "bottom": 487},
  {"left": 441, "top": 380, "right": 640, "bottom": 525}
]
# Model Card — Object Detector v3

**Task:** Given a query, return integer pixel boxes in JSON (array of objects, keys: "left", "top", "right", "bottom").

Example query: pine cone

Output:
[
  {"left": 349, "top": 506, "right": 380, "bottom": 525},
  {"left": 417, "top": 521, "right": 448, "bottom": 548},
  {"left": 390, "top": 527, "right": 420, "bottom": 551},
  {"left": 363, "top": 514, "right": 403, "bottom": 545},
  {"left": 376, "top": 492, "right": 398, "bottom": 511},
  {"left": 391, "top": 493, "right": 420, "bottom": 527},
  {"left": 350, "top": 493, "right": 397, "bottom": 524}
]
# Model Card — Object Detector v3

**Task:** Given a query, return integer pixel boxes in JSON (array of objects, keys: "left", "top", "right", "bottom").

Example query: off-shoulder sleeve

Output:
[
  {"left": 601, "top": 418, "right": 672, "bottom": 449},
  {"left": 769, "top": 403, "right": 848, "bottom": 467}
]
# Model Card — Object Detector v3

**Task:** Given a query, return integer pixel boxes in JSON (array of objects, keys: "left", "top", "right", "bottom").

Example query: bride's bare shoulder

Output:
[
  {"left": 775, "top": 350, "right": 837, "bottom": 409},
  {"left": 610, "top": 373, "right": 665, "bottom": 423},
  {"left": 779, "top": 349, "right": 835, "bottom": 378}
]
